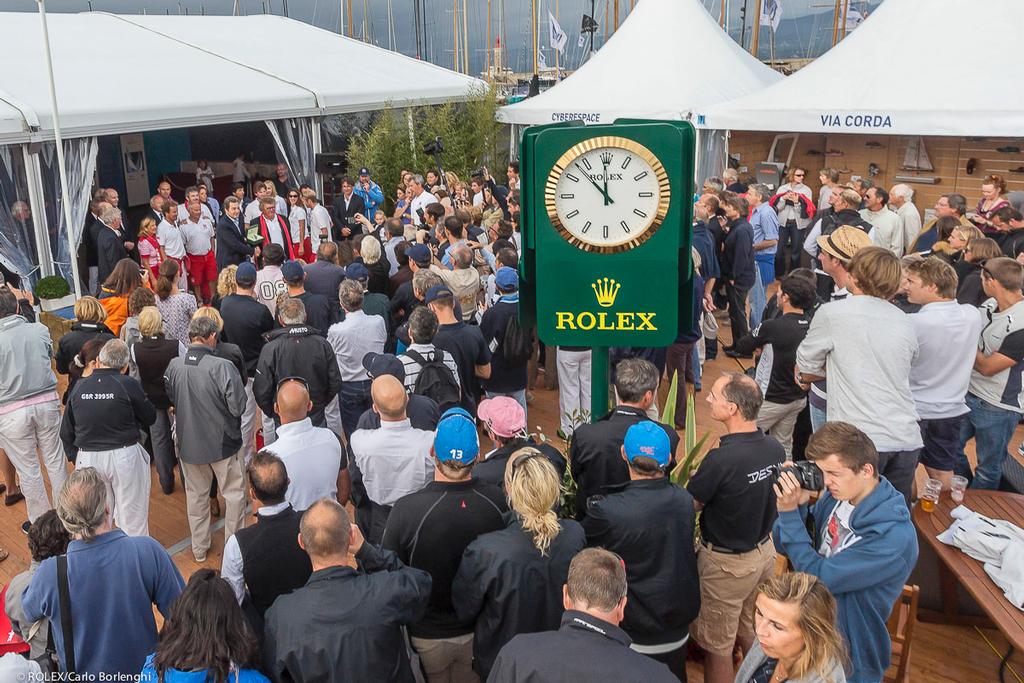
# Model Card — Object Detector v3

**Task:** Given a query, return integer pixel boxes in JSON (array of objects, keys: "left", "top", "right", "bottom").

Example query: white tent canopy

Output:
[
  {"left": 699, "top": 0, "right": 1024, "bottom": 136},
  {"left": 496, "top": 0, "right": 782, "bottom": 126},
  {"left": 0, "top": 12, "right": 483, "bottom": 144}
]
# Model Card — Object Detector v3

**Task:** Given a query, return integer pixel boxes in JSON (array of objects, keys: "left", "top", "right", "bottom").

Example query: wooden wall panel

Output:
[{"left": 727, "top": 131, "right": 1024, "bottom": 216}]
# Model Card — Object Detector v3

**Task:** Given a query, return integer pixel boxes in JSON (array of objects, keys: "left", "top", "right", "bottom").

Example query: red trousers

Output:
[{"left": 187, "top": 251, "right": 217, "bottom": 301}]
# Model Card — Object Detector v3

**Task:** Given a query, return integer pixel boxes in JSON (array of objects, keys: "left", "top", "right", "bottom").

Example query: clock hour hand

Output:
[
  {"left": 575, "top": 162, "right": 614, "bottom": 205},
  {"left": 600, "top": 154, "right": 613, "bottom": 206}
]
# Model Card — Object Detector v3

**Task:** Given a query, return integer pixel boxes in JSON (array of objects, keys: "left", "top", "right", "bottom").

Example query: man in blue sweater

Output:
[
  {"left": 773, "top": 421, "right": 918, "bottom": 683},
  {"left": 22, "top": 468, "right": 184, "bottom": 676}
]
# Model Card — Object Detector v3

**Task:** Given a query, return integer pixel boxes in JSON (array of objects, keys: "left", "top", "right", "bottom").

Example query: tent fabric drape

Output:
[
  {"left": 267, "top": 117, "right": 316, "bottom": 190},
  {"left": 0, "top": 144, "right": 38, "bottom": 287},
  {"left": 38, "top": 136, "right": 98, "bottom": 284},
  {"left": 696, "top": 129, "right": 727, "bottom": 188}
]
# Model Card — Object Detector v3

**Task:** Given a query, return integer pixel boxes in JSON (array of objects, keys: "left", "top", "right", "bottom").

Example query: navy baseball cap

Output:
[
  {"left": 424, "top": 284, "right": 453, "bottom": 305},
  {"left": 407, "top": 243, "right": 431, "bottom": 265},
  {"left": 495, "top": 267, "right": 518, "bottom": 291},
  {"left": 345, "top": 262, "right": 369, "bottom": 282},
  {"left": 235, "top": 262, "right": 257, "bottom": 286},
  {"left": 359, "top": 167, "right": 371, "bottom": 176},
  {"left": 362, "top": 352, "right": 405, "bottom": 381},
  {"left": 434, "top": 407, "right": 479, "bottom": 464},
  {"left": 280, "top": 260, "right": 305, "bottom": 283},
  {"left": 623, "top": 421, "right": 671, "bottom": 467}
]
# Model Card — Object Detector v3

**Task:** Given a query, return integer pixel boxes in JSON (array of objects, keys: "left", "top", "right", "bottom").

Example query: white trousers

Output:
[
  {"left": 0, "top": 401, "right": 67, "bottom": 522},
  {"left": 77, "top": 443, "right": 151, "bottom": 537},
  {"left": 556, "top": 348, "right": 592, "bottom": 434}
]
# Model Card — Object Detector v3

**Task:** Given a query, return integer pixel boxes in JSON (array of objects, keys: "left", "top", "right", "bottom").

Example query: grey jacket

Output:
[
  {"left": 164, "top": 344, "right": 246, "bottom": 464},
  {"left": 734, "top": 642, "right": 846, "bottom": 683},
  {"left": 0, "top": 315, "right": 57, "bottom": 407}
]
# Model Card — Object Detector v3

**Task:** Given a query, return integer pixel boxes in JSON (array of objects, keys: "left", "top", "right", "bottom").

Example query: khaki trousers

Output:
[
  {"left": 757, "top": 398, "right": 807, "bottom": 457},
  {"left": 181, "top": 452, "right": 246, "bottom": 558},
  {"left": 411, "top": 633, "right": 478, "bottom": 683}
]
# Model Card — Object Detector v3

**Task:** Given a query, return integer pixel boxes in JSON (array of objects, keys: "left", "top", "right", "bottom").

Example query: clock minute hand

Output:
[
  {"left": 600, "top": 158, "right": 612, "bottom": 207},
  {"left": 575, "top": 162, "right": 614, "bottom": 205}
]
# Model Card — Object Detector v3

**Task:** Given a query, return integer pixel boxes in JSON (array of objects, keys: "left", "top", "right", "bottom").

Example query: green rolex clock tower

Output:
[{"left": 519, "top": 119, "right": 696, "bottom": 422}]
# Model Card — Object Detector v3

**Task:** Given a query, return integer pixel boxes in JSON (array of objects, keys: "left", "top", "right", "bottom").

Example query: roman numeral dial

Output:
[{"left": 545, "top": 136, "right": 671, "bottom": 254}]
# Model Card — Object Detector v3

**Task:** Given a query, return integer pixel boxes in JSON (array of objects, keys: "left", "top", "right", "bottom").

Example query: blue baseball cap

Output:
[
  {"left": 495, "top": 267, "right": 518, "bottom": 291},
  {"left": 407, "top": 243, "right": 431, "bottom": 265},
  {"left": 434, "top": 407, "right": 479, "bottom": 464},
  {"left": 623, "top": 421, "right": 671, "bottom": 467},
  {"left": 280, "top": 260, "right": 305, "bottom": 283},
  {"left": 424, "top": 284, "right": 453, "bottom": 305},
  {"left": 345, "top": 262, "right": 369, "bottom": 282},
  {"left": 235, "top": 262, "right": 257, "bottom": 286}
]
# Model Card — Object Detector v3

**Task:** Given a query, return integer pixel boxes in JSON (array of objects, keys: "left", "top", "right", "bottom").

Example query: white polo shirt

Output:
[
  {"left": 327, "top": 310, "right": 387, "bottom": 383},
  {"left": 156, "top": 219, "right": 186, "bottom": 260},
  {"left": 308, "top": 203, "right": 333, "bottom": 251},
  {"left": 264, "top": 418, "right": 342, "bottom": 511},
  {"left": 409, "top": 190, "right": 438, "bottom": 226},
  {"left": 350, "top": 419, "right": 434, "bottom": 506},
  {"left": 178, "top": 202, "right": 214, "bottom": 224},
  {"left": 179, "top": 216, "right": 215, "bottom": 255}
]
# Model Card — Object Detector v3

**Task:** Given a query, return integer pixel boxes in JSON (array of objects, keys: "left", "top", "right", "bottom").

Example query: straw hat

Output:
[{"left": 817, "top": 225, "right": 873, "bottom": 263}]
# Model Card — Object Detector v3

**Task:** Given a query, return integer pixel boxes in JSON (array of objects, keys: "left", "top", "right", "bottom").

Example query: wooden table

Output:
[{"left": 914, "top": 489, "right": 1024, "bottom": 682}]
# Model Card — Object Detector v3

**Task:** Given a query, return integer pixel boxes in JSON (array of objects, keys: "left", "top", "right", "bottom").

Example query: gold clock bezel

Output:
[{"left": 544, "top": 135, "right": 671, "bottom": 254}]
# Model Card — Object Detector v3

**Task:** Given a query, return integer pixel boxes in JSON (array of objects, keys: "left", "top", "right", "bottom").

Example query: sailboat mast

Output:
[
  {"left": 486, "top": 0, "right": 492, "bottom": 75},
  {"left": 831, "top": 0, "right": 841, "bottom": 46},
  {"left": 839, "top": 0, "right": 850, "bottom": 42},
  {"left": 554, "top": 0, "right": 560, "bottom": 75},
  {"left": 452, "top": 0, "right": 459, "bottom": 71},
  {"left": 532, "top": 0, "right": 538, "bottom": 74},
  {"left": 751, "top": 0, "right": 762, "bottom": 56},
  {"left": 462, "top": 0, "right": 470, "bottom": 74}
]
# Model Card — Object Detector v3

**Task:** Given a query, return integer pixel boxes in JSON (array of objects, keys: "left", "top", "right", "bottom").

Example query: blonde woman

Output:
[
  {"left": 452, "top": 447, "right": 586, "bottom": 680},
  {"left": 212, "top": 264, "right": 238, "bottom": 310},
  {"left": 55, "top": 296, "right": 114, "bottom": 388},
  {"left": 734, "top": 572, "right": 847, "bottom": 683}
]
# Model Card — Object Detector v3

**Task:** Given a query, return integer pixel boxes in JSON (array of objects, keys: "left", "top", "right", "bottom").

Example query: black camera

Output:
[
  {"left": 423, "top": 136, "right": 444, "bottom": 156},
  {"left": 776, "top": 461, "right": 824, "bottom": 491},
  {"left": 416, "top": 207, "right": 426, "bottom": 223}
]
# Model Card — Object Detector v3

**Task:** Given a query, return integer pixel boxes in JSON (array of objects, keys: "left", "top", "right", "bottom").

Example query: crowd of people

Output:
[{"left": 0, "top": 157, "right": 1020, "bottom": 682}]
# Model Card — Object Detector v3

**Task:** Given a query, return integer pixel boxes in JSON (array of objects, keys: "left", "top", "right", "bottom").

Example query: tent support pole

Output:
[
  {"left": 23, "top": 145, "right": 55, "bottom": 280},
  {"left": 311, "top": 118, "right": 324, "bottom": 200},
  {"left": 36, "top": 0, "right": 82, "bottom": 298}
]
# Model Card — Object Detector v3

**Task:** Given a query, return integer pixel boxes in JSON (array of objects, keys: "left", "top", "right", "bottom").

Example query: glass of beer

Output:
[{"left": 921, "top": 478, "right": 942, "bottom": 512}]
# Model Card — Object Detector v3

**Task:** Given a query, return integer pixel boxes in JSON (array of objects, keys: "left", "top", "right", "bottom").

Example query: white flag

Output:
[
  {"left": 548, "top": 11, "right": 568, "bottom": 53},
  {"left": 538, "top": 49, "right": 547, "bottom": 69},
  {"left": 760, "top": 0, "right": 782, "bottom": 31},
  {"left": 578, "top": 34, "right": 587, "bottom": 48},
  {"left": 845, "top": 8, "right": 865, "bottom": 33}
]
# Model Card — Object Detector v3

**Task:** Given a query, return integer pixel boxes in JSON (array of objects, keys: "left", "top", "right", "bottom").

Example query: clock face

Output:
[{"left": 545, "top": 135, "right": 671, "bottom": 253}]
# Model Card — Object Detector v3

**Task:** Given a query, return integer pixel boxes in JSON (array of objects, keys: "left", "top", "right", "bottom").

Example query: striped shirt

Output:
[{"left": 400, "top": 343, "right": 460, "bottom": 394}]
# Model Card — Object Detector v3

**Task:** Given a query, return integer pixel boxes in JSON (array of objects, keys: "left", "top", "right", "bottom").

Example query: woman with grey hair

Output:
[{"left": 59, "top": 339, "right": 156, "bottom": 536}]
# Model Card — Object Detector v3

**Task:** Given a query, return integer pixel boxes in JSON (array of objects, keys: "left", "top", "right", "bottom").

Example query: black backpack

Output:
[
  {"left": 406, "top": 349, "right": 461, "bottom": 410},
  {"left": 502, "top": 314, "right": 533, "bottom": 365}
]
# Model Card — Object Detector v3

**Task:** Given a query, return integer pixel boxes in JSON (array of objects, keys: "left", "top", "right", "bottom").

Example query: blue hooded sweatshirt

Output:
[{"left": 773, "top": 476, "right": 918, "bottom": 683}]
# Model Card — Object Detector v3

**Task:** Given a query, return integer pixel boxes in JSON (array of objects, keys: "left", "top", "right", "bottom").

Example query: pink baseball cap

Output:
[{"left": 477, "top": 397, "right": 526, "bottom": 438}]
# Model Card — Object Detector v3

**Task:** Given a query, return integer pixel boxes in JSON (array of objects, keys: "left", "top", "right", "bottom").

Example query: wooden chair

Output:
[{"left": 884, "top": 584, "right": 920, "bottom": 683}]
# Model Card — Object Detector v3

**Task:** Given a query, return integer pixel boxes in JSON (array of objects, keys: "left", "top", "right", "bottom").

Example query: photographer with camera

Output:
[
  {"left": 773, "top": 421, "right": 918, "bottom": 683},
  {"left": 685, "top": 372, "right": 784, "bottom": 683},
  {"left": 410, "top": 174, "right": 440, "bottom": 227},
  {"left": 331, "top": 176, "right": 367, "bottom": 242}
]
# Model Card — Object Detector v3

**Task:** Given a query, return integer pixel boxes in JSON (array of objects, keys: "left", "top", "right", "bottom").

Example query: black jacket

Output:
[
  {"left": 263, "top": 543, "right": 431, "bottom": 683},
  {"left": 130, "top": 334, "right": 179, "bottom": 409},
  {"left": 488, "top": 610, "right": 677, "bottom": 683},
  {"left": 303, "top": 260, "right": 347, "bottom": 313},
  {"left": 722, "top": 218, "right": 756, "bottom": 289},
  {"left": 294, "top": 291, "right": 335, "bottom": 337},
  {"left": 956, "top": 263, "right": 988, "bottom": 307},
  {"left": 569, "top": 406, "right": 679, "bottom": 519},
  {"left": 55, "top": 322, "right": 115, "bottom": 376},
  {"left": 381, "top": 479, "right": 508, "bottom": 639},
  {"left": 253, "top": 325, "right": 342, "bottom": 426},
  {"left": 473, "top": 439, "right": 567, "bottom": 491},
  {"left": 331, "top": 193, "right": 367, "bottom": 241},
  {"left": 216, "top": 213, "right": 254, "bottom": 271},
  {"left": 220, "top": 294, "right": 275, "bottom": 377},
  {"left": 95, "top": 225, "right": 128, "bottom": 286},
  {"left": 582, "top": 478, "right": 700, "bottom": 646},
  {"left": 452, "top": 514, "right": 586, "bottom": 679},
  {"left": 59, "top": 368, "right": 156, "bottom": 460}
]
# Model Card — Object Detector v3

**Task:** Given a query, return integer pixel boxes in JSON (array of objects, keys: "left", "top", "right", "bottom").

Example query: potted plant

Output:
[{"left": 34, "top": 275, "right": 75, "bottom": 313}]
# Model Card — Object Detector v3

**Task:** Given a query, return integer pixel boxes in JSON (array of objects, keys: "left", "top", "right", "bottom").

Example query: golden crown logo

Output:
[{"left": 592, "top": 277, "right": 621, "bottom": 308}]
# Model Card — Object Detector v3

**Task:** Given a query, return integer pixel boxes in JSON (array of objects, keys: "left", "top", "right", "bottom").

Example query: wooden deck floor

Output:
[{"left": 0, "top": 322, "right": 1021, "bottom": 682}]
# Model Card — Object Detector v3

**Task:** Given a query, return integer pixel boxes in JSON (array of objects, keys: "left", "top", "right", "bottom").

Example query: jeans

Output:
[
  {"left": 876, "top": 449, "right": 921, "bottom": 508},
  {"left": 150, "top": 408, "right": 178, "bottom": 492},
  {"left": 955, "top": 393, "right": 1020, "bottom": 490},
  {"left": 339, "top": 380, "right": 373, "bottom": 438},
  {"left": 691, "top": 344, "right": 702, "bottom": 390},
  {"left": 775, "top": 220, "right": 803, "bottom": 276},
  {"left": 725, "top": 284, "right": 750, "bottom": 343},
  {"left": 749, "top": 253, "right": 776, "bottom": 330},
  {"left": 809, "top": 403, "right": 827, "bottom": 433}
]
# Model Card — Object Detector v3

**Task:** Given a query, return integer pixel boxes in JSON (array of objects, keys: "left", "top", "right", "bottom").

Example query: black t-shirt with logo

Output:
[
  {"left": 686, "top": 429, "right": 786, "bottom": 551},
  {"left": 433, "top": 321, "right": 492, "bottom": 413},
  {"left": 734, "top": 312, "right": 811, "bottom": 404}
]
